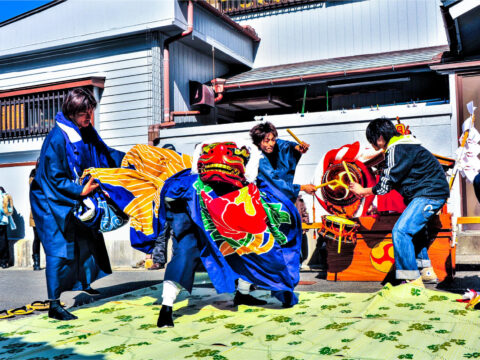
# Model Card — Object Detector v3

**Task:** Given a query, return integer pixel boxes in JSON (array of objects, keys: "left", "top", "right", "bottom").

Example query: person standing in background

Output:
[
  {"left": 0, "top": 186, "right": 15, "bottom": 269},
  {"left": 249, "top": 121, "right": 316, "bottom": 203},
  {"left": 29, "top": 162, "right": 42, "bottom": 271}
]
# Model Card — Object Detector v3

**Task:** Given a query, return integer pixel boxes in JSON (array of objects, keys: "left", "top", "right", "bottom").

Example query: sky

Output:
[{"left": 0, "top": 0, "right": 51, "bottom": 23}]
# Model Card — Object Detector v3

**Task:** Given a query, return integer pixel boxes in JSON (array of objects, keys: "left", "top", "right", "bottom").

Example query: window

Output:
[
  {"left": 0, "top": 77, "right": 104, "bottom": 140},
  {"left": 1, "top": 90, "right": 67, "bottom": 139}
]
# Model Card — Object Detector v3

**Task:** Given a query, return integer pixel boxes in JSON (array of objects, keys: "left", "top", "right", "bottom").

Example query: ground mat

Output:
[{"left": 1, "top": 282, "right": 479, "bottom": 359}]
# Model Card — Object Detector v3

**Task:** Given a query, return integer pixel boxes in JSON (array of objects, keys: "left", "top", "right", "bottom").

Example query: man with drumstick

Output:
[
  {"left": 249, "top": 121, "right": 316, "bottom": 202},
  {"left": 348, "top": 118, "right": 449, "bottom": 284}
]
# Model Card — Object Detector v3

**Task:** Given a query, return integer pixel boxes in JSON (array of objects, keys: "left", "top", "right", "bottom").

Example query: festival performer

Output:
[
  {"left": 249, "top": 121, "right": 316, "bottom": 202},
  {"left": 157, "top": 140, "right": 303, "bottom": 327},
  {"left": 30, "top": 88, "right": 125, "bottom": 321},
  {"left": 349, "top": 118, "right": 449, "bottom": 283}
]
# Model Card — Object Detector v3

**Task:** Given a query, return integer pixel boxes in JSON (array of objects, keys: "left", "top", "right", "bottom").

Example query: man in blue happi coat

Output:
[
  {"left": 250, "top": 122, "right": 316, "bottom": 266},
  {"left": 249, "top": 122, "right": 316, "bottom": 203},
  {"left": 30, "top": 88, "right": 125, "bottom": 320}
]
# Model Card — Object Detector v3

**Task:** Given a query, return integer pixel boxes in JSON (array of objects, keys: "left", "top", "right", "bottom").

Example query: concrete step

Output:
[
  {"left": 10, "top": 237, "right": 146, "bottom": 269},
  {"left": 455, "top": 231, "right": 480, "bottom": 264},
  {"left": 8, "top": 230, "right": 480, "bottom": 269}
]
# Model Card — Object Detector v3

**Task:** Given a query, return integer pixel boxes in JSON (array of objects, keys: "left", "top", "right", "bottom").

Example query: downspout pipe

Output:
[
  {"left": 212, "top": 78, "right": 226, "bottom": 103},
  {"left": 162, "top": 0, "right": 194, "bottom": 127}
]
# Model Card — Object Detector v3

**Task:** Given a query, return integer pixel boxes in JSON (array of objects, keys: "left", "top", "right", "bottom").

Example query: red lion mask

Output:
[{"left": 197, "top": 142, "right": 250, "bottom": 188}]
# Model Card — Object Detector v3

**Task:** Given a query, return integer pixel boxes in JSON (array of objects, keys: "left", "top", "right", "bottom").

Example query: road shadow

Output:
[
  {"left": 71, "top": 280, "right": 162, "bottom": 307},
  {"left": 0, "top": 337, "right": 105, "bottom": 359},
  {"left": 436, "top": 274, "right": 480, "bottom": 294}
]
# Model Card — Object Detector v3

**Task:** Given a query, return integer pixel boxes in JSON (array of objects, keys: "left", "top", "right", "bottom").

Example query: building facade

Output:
[{"left": 1, "top": 0, "right": 472, "bottom": 267}]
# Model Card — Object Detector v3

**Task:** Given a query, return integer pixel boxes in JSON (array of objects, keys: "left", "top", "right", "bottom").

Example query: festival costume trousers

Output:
[
  {"left": 393, "top": 197, "right": 446, "bottom": 280},
  {"left": 0, "top": 225, "right": 8, "bottom": 265}
]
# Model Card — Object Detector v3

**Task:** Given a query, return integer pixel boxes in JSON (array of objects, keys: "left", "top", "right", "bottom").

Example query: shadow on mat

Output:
[
  {"left": 0, "top": 337, "right": 105, "bottom": 359},
  {"left": 72, "top": 280, "right": 162, "bottom": 307}
]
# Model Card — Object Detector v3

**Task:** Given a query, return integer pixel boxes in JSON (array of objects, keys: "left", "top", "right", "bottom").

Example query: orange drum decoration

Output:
[
  {"left": 313, "top": 142, "right": 376, "bottom": 218},
  {"left": 319, "top": 215, "right": 358, "bottom": 254},
  {"left": 370, "top": 241, "right": 395, "bottom": 273},
  {"left": 312, "top": 142, "right": 377, "bottom": 256}
]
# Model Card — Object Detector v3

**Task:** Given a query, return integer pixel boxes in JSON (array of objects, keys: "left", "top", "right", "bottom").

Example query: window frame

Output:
[{"left": 0, "top": 77, "right": 105, "bottom": 141}]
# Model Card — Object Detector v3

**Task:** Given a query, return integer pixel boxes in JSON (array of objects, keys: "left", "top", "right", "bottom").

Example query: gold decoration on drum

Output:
[{"left": 370, "top": 241, "right": 395, "bottom": 273}]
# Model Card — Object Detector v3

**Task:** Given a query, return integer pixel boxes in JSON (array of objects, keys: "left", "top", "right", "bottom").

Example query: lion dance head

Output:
[{"left": 192, "top": 139, "right": 260, "bottom": 189}]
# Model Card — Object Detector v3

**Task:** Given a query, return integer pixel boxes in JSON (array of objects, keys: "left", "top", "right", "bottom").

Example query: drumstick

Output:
[
  {"left": 286, "top": 129, "right": 302, "bottom": 144},
  {"left": 315, "top": 179, "right": 339, "bottom": 189},
  {"left": 316, "top": 179, "right": 349, "bottom": 190},
  {"left": 343, "top": 161, "right": 354, "bottom": 183}
]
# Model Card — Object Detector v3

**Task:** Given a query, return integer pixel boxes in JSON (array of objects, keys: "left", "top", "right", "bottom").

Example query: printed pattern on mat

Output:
[{"left": 1, "top": 282, "right": 480, "bottom": 359}]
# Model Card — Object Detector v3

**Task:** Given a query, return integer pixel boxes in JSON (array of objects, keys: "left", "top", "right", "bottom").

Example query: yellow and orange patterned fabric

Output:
[{"left": 83, "top": 144, "right": 192, "bottom": 251}]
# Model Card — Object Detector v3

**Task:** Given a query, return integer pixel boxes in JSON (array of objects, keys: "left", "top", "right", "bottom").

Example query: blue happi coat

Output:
[
  {"left": 30, "top": 112, "right": 124, "bottom": 298},
  {"left": 31, "top": 113, "right": 124, "bottom": 258},
  {"left": 257, "top": 139, "right": 302, "bottom": 203}
]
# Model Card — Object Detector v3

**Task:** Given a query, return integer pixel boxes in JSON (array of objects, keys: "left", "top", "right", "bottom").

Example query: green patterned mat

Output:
[{"left": 1, "top": 282, "right": 479, "bottom": 360}]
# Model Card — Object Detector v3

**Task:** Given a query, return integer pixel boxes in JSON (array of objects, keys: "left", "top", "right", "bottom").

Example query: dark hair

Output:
[
  {"left": 62, "top": 88, "right": 97, "bottom": 119},
  {"left": 249, "top": 121, "right": 278, "bottom": 146},
  {"left": 366, "top": 118, "right": 400, "bottom": 146},
  {"left": 162, "top": 143, "right": 176, "bottom": 151},
  {"left": 0, "top": 187, "right": 5, "bottom": 193}
]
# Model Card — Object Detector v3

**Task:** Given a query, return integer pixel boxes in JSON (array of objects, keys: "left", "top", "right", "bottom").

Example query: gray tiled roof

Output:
[{"left": 226, "top": 46, "right": 448, "bottom": 85}]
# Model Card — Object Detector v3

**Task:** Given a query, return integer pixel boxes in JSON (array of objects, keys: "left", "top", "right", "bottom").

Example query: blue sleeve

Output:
[
  {"left": 258, "top": 163, "right": 300, "bottom": 201},
  {"left": 44, "top": 132, "right": 83, "bottom": 200},
  {"left": 107, "top": 147, "right": 126, "bottom": 168}
]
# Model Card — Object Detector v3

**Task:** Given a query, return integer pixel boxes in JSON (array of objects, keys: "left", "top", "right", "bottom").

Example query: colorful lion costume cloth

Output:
[
  {"left": 79, "top": 140, "right": 302, "bottom": 306},
  {"left": 160, "top": 139, "right": 302, "bottom": 306}
]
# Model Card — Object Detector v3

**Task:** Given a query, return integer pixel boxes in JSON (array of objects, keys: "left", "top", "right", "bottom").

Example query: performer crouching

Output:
[{"left": 157, "top": 140, "right": 302, "bottom": 327}]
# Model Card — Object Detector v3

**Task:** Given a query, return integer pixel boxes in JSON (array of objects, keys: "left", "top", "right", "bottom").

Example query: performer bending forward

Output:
[
  {"left": 157, "top": 140, "right": 303, "bottom": 327},
  {"left": 30, "top": 88, "right": 125, "bottom": 320}
]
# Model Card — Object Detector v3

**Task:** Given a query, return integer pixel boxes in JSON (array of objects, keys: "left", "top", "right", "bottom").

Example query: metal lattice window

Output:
[
  {"left": 0, "top": 89, "right": 69, "bottom": 140},
  {"left": 1, "top": 84, "right": 100, "bottom": 140}
]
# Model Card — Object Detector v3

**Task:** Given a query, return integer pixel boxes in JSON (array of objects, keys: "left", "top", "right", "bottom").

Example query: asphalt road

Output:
[{"left": 1, "top": 266, "right": 479, "bottom": 314}]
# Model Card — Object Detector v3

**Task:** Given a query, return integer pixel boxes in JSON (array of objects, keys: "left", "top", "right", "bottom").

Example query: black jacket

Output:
[{"left": 372, "top": 136, "right": 449, "bottom": 204}]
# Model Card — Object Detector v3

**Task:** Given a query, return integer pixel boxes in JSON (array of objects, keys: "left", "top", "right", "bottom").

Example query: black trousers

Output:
[
  {"left": 32, "top": 227, "right": 41, "bottom": 256},
  {"left": 474, "top": 173, "right": 480, "bottom": 203},
  {"left": 0, "top": 225, "right": 9, "bottom": 265}
]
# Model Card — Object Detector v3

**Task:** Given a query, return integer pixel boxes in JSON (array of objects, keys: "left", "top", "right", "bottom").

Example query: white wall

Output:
[
  {"left": 234, "top": 0, "right": 448, "bottom": 68},
  {"left": 159, "top": 103, "right": 456, "bottom": 220}
]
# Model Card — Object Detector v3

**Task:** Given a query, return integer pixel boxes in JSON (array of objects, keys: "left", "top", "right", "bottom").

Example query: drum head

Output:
[
  {"left": 321, "top": 163, "right": 363, "bottom": 207},
  {"left": 325, "top": 215, "right": 356, "bottom": 226}
]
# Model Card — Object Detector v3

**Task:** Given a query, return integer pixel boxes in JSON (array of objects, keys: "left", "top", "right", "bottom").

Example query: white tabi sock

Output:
[
  {"left": 162, "top": 280, "right": 181, "bottom": 307},
  {"left": 237, "top": 278, "right": 252, "bottom": 295}
]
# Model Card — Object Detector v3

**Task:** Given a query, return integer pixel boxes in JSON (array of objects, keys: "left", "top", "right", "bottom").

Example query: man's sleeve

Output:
[
  {"left": 44, "top": 137, "right": 83, "bottom": 199},
  {"left": 259, "top": 165, "right": 301, "bottom": 200},
  {"left": 372, "top": 146, "right": 411, "bottom": 195},
  {"left": 107, "top": 147, "right": 126, "bottom": 168}
]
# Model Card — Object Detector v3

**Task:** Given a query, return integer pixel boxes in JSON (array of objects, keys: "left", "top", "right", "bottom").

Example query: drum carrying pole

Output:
[{"left": 338, "top": 223, "right": 344, "bottom": 253}]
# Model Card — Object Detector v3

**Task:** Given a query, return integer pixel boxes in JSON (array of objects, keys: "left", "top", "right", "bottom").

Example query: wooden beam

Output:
[{"left": 0, "top": 77, "right": 105, "bottom": 98}]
